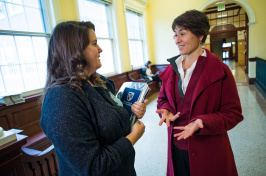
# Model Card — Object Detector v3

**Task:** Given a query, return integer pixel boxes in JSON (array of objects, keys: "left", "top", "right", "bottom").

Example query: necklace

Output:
[{"left": 182, "top": 59, "right": 187, "bottom": 74}]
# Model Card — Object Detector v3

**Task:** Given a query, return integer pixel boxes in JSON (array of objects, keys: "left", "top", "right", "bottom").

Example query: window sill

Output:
[{"left": 0, "top": 93, "right": 42, "bottom": 111}]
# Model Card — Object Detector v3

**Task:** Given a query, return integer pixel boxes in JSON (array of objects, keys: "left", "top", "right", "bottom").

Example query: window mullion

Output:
[
  {"left": 0, "top": 30, "right": 50, "bottom": 37},
  {"left": 13, "top": 36, "right": 26, "bottom": 92}
]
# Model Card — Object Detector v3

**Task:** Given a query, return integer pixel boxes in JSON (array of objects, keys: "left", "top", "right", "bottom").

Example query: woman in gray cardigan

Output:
[{"left": 40, "top": 21, "right": 147, "bottom": 176}]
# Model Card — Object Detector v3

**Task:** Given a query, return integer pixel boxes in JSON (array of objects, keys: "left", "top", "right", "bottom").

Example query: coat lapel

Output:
[
  {"left": 159, "top": 64, "right": 177, "bottom": 113},
  {"left": 191, "top": 49, "right": 225, "bottom": 105}
]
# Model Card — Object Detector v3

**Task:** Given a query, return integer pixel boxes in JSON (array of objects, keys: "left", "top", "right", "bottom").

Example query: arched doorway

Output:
[{"left": 199, "top": 0, "right": 256, "bottom": 74}]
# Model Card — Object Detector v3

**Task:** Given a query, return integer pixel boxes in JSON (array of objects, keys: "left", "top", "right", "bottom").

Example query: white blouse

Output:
[
  {"left": 175, "top": 49, "right": 207, "bottom": 94},
  {"left": 145, "top": 67, "right": 153, "bottom": 81}
]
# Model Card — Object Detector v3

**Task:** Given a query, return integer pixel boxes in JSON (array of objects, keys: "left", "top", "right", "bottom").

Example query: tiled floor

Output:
[{"left": 134, "top": 60, "right": 266, "bottom": 176}]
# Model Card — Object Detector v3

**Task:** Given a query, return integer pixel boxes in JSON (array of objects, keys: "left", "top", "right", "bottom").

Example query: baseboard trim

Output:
[
  {"left": 254, "top": 81, "right": 266, "bottom": 99},
  {"left": 249, "top": 78, "right": 255, "bottom": 84}
]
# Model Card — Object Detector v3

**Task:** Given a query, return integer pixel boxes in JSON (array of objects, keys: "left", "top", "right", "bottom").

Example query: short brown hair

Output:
[{"left": 172, "top": 10, "right": 210, "bottom": 43}]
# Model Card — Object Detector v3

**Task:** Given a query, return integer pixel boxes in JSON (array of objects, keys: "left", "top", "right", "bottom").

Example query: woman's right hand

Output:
[
  {"left": 126, "top": 120, "right": 145, "bottom": 146},
  {"left": 156, "top": 109, "right": 180, "bottom": 127}
]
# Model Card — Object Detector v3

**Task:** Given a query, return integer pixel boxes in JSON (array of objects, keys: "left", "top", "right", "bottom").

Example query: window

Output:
[
  {"left": 0, "top": 0, "right": 50, "bottom": 97},
  {"left": 206, "top": 7, "right": 246, "bottom": 31},
  {"left": 222, "top": 42, "right": 231, "bottom": 48},
  {"left": 77, "top": 0, "right": 115, "bottom": 75},
  {"left": 126, "top": 10, "right": 144, "bottom": 68},
  {"left": 223, "top": 51, "right": 229, "bottom": 58}
]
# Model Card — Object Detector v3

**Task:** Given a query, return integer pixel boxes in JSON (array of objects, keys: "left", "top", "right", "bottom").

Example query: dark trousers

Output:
[
  {"left": 172, "top": 145, "right": 190, "bottom": 176},
  {"left": 151, "top": 74, "right": 161, "bottom": 82}
]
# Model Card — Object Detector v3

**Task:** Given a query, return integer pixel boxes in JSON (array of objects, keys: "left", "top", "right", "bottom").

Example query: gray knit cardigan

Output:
[{"left": 40, "top": 77, "right": 136, "bottom": 176}]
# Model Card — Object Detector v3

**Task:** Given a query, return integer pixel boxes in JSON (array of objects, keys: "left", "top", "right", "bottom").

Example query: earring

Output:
[{"left": 199, "top": 41, "right": 202, "bottom": 44}]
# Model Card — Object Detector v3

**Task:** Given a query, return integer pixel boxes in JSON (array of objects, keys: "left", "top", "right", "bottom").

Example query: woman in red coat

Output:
[{"left": 156, "top": 10, "right": 243, "bottom": 176}]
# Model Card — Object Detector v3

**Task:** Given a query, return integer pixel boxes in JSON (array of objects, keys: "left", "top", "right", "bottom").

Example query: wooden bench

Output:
[
  {"left": 107, "top": 64, "right": 167, "bottom": 97},
  {"left": 127, "top": 69, "right": 160, "bottom": 97},
  {"left": 21, "top": 133, "right": 59, "bottom": 176}
]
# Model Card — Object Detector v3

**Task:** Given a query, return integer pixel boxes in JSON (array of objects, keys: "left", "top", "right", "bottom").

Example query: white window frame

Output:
[
  {"left": 76, "top": 0, "right": 119, "bottom": 76},
  {"left": 126, "top": 10, "right": 145, "bottom": 69},
  {"left": 123, "top": 0, "right": 149, "bottom": 69},
  {"left": 0, "top": 0, "right": 56, "bottom": 98}
]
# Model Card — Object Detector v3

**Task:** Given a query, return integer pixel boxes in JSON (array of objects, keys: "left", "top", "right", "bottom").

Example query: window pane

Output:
[
  {"left": 240, "top": 21, "right": 245, "bottom": 27},
  {"left": 1, "top": 65, "right": 25, "bottom": 95},
  {"left": 216, "top": 12, "right": 221, "bottom": 18},
  {"left": 21, "top": 63, "right": 41, "bottom": 90},
  {"left": 32, "top": 37, "right": 48, "bottom": 62},
  {"left": 126, "top": 11, "right": 142, "bottom": 40},
  {"left": 15, "top": 36, "right": 35, "bottom": 64},
  {"left": 37, "top": 62, "right": 46, "bottom": 87},
  {"left": 228, "top": 17, "right": 233, "bottom": 24},
  {"left": 234, "top": 9, "right": 238, "bottom": 15},
  {"left": 23, "top": 0, "right": 40, "bottom": 8},
  {"left": 234, "top": 16, "right": 239, "bottom": 22},
  {"left": 221, "top": 17, "right": 227, "bottom": 24},
  {"left": 234, "top": 21, "right": 239, "bottom": 27},
  {"left": 6, "top": 0, "right": 23, "bottom": 5},
  {"left": 79, "top": 0, "right": 109, "bottom": 38},
  {"left": 0, "top": 35, "right": 19, "bottom": 65},
  {"left": 210, "top": 13, "right": 216, "bottom": 19},
  {"left": 128, "top": 40, "right": 144, "bottom": 67},
  {"left": 25, "top": 6, "right": 44, "bottom": 32},
  {"left": 240, "top": 14, "right": 245, "bottom": 21},
  {"left": 217, "top": 18, "right": 221, "bottom": 25},
  {"left": 6, "top": 3, "right": 28, "bottom": 31},
  {"left": 97, "top": 39, "right": 115, "bottom": 74},
  {"left": 228, "top": 10, "right": 233, "bottom": 16},
  {"left": 2, "top": 1, "right": 44, "bottom": 32},
  {"left": 0, "top": 2, "right": 10, "bottom": 30}
]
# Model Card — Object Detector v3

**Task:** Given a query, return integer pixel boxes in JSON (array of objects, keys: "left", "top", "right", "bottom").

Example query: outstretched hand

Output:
[
  {"left": 156, "top": 109, "right": 180, "bottom": 127},
  {"left": 173, "top": 119, "right": 204, "bottom": 140},
  {"left": 132, "top": 99, "right": 148, "bottom": 119}
]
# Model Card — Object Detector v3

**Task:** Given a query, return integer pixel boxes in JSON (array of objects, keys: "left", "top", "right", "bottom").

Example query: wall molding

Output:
[
  {"left": 249, "top": 58, "right": 256, "bottom": 62},
  {"left": 249, "top": 78, "right": 255, "bottom": 84},
  {"left": 123, "top": 0, "right": 149, "bottom": 14}
]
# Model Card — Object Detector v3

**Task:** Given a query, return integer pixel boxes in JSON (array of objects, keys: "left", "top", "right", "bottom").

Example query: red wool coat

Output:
[{"left": 157, "top": 49, "right": 243, "bottom": 176}]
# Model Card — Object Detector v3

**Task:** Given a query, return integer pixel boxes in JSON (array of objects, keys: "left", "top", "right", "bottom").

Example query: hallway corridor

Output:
[{"left": 134, "top": 60, "right": 266, "bottom": 176}]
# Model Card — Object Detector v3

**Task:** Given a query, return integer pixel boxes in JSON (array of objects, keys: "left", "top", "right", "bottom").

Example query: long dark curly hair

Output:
[{"left": 41, "top": 21, "right": 105, "bottom": 104}]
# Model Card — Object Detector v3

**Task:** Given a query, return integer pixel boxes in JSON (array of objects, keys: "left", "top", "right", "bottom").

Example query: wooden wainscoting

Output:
[
  {"left": 255, "top": 57, "right": 266, "bottom": 97},
  {"left": 0, "top": 98, "right": 43, "bottom": 138}
]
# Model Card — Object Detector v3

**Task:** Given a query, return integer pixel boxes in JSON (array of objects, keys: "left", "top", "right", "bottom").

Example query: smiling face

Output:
[
  {"left": 173, "top": 26, "right": 203, "bottom": 57},
  {"left": 83, "top": 29, "right": 103, "bottom": 76}
]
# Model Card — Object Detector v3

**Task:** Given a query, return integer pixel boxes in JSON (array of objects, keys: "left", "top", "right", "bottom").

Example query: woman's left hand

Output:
[
  {"left": 173, "top": 119, "right": 204, "bottom": 140},
  {"left": 131, "top": 99, "right": 148, "bottom": 119}
]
